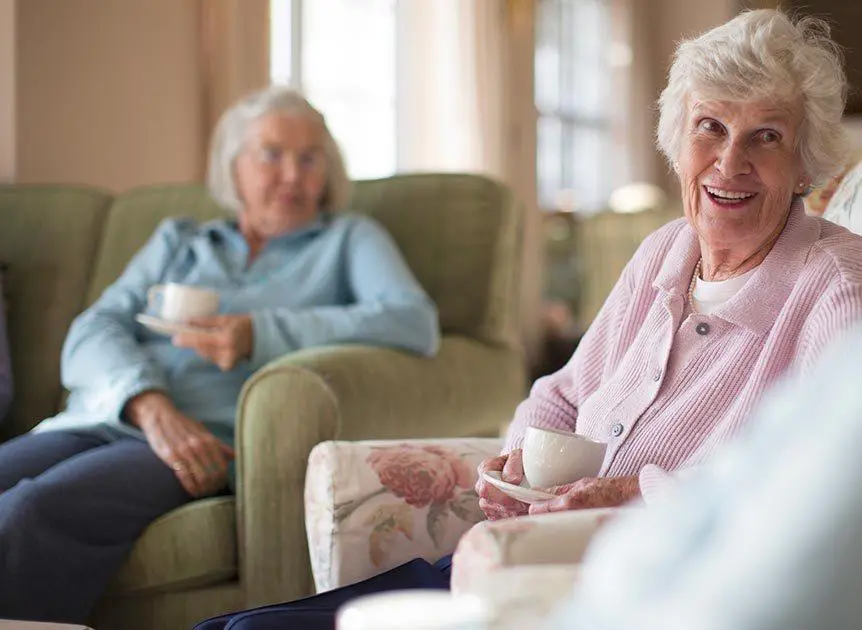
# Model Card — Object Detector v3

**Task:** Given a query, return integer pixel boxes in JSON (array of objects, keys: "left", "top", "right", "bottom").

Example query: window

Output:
[
  {"left": 270, "top": 0, "right": 398, "bottom": 180},
  {"left": 535, "top": 0, "right": 620, "bottom": 213}
]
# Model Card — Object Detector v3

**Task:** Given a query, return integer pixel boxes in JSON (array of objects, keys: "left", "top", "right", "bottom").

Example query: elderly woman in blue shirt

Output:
[{"left": 0, "top": 86, "right": 439, "bottom": 624}]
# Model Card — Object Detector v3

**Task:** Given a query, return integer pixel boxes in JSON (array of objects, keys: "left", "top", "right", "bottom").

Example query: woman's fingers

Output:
[
  {"left": 502, "top": 449, "right": 524, "bottom": 485},
  {"left": 173, "top": 318, "right": 248, "bottom": 372},
  {"left": 475, "top": 455, "right": 507, "bottom": 496},
  {"left": 169, "top": 461, "right": 205, "bottom": 497},
  {"left": 479, "top": 498, "right": 509, "bottom": 520},
  {"left": 198, "top": 432, "right": 229, "bottom": 476},
  {"left": 184, "top": 432, "right": 230, "bottom": 495},
  {"left": 478, "top": 455, "right": 507, "bottom": 475},
  {"left": 475, "top": 452, "right": 531, "bottom": 519},
  {"left": 479, "top": 498, "right": 527, "bottom": 521},
  {"left": 219, "top": 442, "right": 236, "bottom": 459},
  {"left": 528, "top": 499, "right": 552, "bottom": 516},
  {"left": 150, "top": 416, "right": 228, "bottom": 497},
  {"left": 186, "top": 315, "right": 231, "bottom": 329}
]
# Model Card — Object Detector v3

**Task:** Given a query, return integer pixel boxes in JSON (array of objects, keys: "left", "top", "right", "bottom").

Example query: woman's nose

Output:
[
  {"left": 715, "top": 141, "right": 751, "bottom": 178},
  {"left": 280, "top": 156, "right": 300, "bottom": 183}
]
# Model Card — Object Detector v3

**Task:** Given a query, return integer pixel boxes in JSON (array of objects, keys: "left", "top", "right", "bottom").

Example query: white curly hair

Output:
[
  {"left": 206, "top": 85, "right": 351, "bottom": 213},
  {"left": 657, "top": 9, "right": 849, "bottom": 185}
]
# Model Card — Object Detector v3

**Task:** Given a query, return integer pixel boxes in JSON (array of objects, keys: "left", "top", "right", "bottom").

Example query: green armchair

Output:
[{"left": 0, "top": 173, "right": 526, "bottom": 630}]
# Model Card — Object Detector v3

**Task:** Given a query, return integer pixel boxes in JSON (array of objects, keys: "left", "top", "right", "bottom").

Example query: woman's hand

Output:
[
  {"left": 172, "top": 314, "right": 253, "bottom": 371},
  {"left": 528, "top": 475, "right": 640, "bottom": 515},
  {"left": 125, "top": 391, "right": 235, "bottom": 497},
  {"left": 475, "top": 449, "right": 529, "bottom": 520}
]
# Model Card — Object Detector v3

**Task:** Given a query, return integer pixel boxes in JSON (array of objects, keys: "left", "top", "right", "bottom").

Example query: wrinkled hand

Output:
[
  {"left": 475, "top": 449, "right": 529, "bottom": 520},
  {"left": 125, "top": 391, "right": 235, "bottom": 497},
  {"left": 172, "top": 314, "right": 253, "bottom": 371},
  {"left": 528, "top": 475, "right": 640, "bottom": 515}
]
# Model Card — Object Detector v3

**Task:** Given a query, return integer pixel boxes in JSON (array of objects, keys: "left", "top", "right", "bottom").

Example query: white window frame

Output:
[
  {"left": 270, "top": 0, "right": 401, "bottom": 179},
  {"left": 535, "top": 0, "right": 616, "bottom": 213}
]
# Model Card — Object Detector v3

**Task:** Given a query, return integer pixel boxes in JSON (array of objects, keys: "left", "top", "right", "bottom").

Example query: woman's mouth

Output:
[
  {"left": 280, "top": 193, "right": 303, "bottom": 205},
  {"left": 703, "top": 185, "right": 758, "bottom": 208}
]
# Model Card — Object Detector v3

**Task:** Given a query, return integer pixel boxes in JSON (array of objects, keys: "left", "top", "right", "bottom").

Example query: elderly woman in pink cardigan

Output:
[{"left": 478, "top": 9, "right": 862, "bottom": 520}]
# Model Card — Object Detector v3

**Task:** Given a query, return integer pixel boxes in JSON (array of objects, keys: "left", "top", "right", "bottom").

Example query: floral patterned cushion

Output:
[
  {"left": 304, "top": 437, "right": 503, "bottom": 592},
  {"left": 450, "top": 508, "right": 625, "bottom": 595}
]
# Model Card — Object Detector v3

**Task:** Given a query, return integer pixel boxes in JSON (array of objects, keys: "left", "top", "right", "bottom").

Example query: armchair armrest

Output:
[
  {"left": 305, "top": 437, "right": 503, "bottom": 593},
  {"left": 451, "top": 508, "right": 628, "bottom": 595},
  {"left": 235, "top": 336, "right": 524, "bottom": 607}
]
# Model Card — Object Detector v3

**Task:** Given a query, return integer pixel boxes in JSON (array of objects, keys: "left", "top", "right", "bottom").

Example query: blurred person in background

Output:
[{"left": 0, "top": 86, "right": 438, "bottom": 624}]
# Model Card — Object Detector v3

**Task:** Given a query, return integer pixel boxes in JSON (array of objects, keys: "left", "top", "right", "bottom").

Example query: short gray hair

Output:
[
  {"left": 207, "top": 85, "right": 351, "bottom": 213},
  {"left": 657, "top": 9, "right": 849, "bottom": 185}
]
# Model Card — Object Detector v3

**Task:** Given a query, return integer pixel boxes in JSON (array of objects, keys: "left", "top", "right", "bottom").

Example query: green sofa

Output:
[{"left": 0, "top": 174, "right": 527, "bottom": 630}]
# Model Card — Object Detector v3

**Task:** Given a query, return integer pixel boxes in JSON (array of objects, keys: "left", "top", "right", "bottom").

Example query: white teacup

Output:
[
  {"left": 147, "top": 283, "right": 219, "bottom": 322},
  {"left": 337, "top": 591, "right": 488, "bottom": 630},
  {"left": 521, "top": 426, "right": 607, "bottom": 489}
]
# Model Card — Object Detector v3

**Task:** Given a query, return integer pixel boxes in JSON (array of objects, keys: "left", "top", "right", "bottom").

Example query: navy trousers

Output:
[
  {"left": 0, "top": 430, "right": 193, "bottom": 623},
  {"left": 194, "top": 555, "right": 453, "bottom": 630}
]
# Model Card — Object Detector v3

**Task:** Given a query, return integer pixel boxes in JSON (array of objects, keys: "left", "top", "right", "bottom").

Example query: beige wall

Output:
[
  {"left": 0, "top": 0, "right": 15, "bottom": 182},
  {"left": 13, "top": 0, "right": 205, "bottom": 191}
]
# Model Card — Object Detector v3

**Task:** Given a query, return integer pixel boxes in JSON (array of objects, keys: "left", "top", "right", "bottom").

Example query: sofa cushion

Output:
[
  {"left": 0, "top": 185, "right": 112, "bottom": 437},
  {"left": 110, "top": 496, "right": 237, "bottom": 594},
  {"left": 351, "top": 174, "right": 521, "bottom": 347}
]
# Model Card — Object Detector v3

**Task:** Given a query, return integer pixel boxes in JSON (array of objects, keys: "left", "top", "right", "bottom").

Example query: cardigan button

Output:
[
  {"left": 611, "top": 423, "right": 624, "bottom": 437},
  {"left": 696, "top": 322, "right": 711, "bottom": 336}
]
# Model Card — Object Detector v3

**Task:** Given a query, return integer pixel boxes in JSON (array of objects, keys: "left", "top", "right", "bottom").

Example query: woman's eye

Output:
[
  {"left": 759, "top": 130, "right": 781, "bottom": 144},
  {"left": 260, "top": 147, "right": 282, "bottom": 162},
  {"left": 698, "top": 119, "right": 723, "bottom": 134},
  {"left": 299, "top": 151, "right": 323, "bottom": 169}
]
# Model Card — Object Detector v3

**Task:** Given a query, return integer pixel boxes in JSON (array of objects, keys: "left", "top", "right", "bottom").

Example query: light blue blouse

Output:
[{"left": 34, "top": 212, "right": 439, "bottom": 447}]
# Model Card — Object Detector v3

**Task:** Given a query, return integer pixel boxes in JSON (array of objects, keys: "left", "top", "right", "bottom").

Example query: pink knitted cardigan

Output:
[{"left": 504, "top": 203, "right": 862, "bottom": 498}]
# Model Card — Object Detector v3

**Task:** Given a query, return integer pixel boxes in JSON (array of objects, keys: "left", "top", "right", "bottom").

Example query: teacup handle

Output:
[{"left": 146, "top": 285, "right": 165, "bottom": 312}]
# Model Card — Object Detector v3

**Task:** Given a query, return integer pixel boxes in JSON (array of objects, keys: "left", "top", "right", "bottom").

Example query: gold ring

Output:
[{"left": 171, "top": 462, "right": 187, "bottom": 472}]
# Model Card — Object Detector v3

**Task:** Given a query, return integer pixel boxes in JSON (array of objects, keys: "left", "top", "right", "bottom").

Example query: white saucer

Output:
[
  {"left": 482, "top": 471, "right": 556, "bottom": 504},
  {"left": 135, "top": 314, "right": 206, "bottom": 336}
]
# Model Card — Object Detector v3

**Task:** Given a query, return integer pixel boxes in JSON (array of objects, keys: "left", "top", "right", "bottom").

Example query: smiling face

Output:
[
  {"left": 233, "top": 112, "right": 329, "bottom": 240},
  {"left": 677, "top": 98, "right": 807, "bottom": 262}
]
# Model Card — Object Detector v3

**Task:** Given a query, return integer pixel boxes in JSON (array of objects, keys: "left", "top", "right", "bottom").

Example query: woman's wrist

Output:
[
  {"left": 616, "top": 475, "right": 642, "bottom": 504},
  {"left": 124, "top": 390, "right": 172, "bottom": 429}
]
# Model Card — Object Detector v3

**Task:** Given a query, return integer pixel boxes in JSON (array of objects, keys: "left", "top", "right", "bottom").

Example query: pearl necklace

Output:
[{"left": 688, "top": 258, "right": 702, "bottom": 304}]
